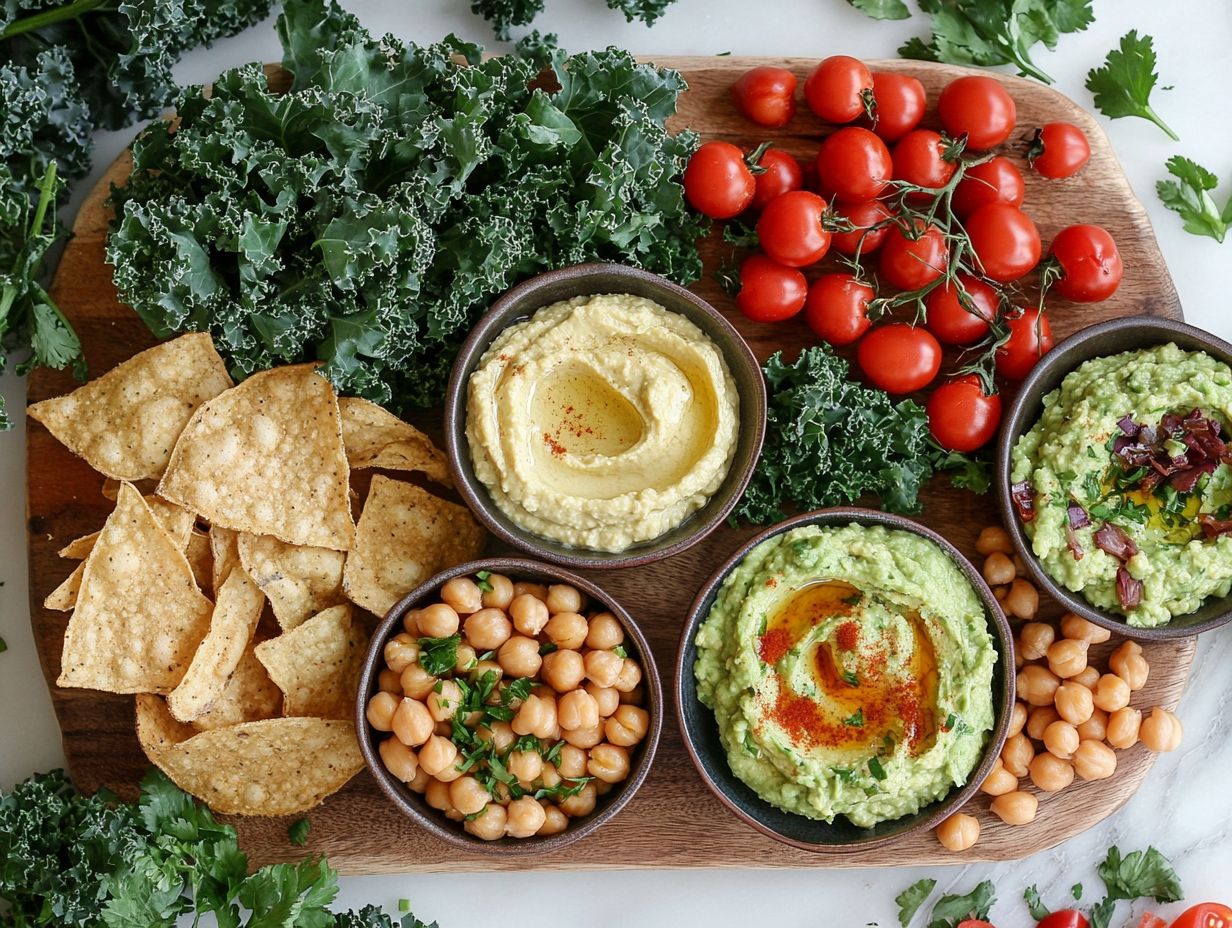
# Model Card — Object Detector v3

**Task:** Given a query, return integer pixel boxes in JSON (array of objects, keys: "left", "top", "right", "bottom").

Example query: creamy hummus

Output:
[{"left": 465, "top": 293, "right": 740, "bottom": 552}]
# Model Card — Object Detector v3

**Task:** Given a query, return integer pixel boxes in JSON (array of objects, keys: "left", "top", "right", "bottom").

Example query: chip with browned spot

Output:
[
  {"left": 254, "top": 604, "right": 366, "bottom": 719},
  {"left": 238, "top": 533, "right": 345, "bottom": 630},
  {"left": 338, "top": 396, "right": 451, "bottom": 486}
]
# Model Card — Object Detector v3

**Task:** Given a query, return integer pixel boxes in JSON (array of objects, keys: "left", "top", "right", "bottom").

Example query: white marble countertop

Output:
[{"left": 3, "top": 0, "right": 1231, "bottom": 922}]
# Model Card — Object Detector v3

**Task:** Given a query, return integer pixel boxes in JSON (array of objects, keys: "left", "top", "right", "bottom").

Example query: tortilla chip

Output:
[
  {"left": 254, "top": 604, "right": 366, "bottom": 719},
  {"left": 137, "top": 695, "right": 363, "bottom": 816},
  {"left": 57, "top": 483, "right": 213, "bottom": 694},
  {"left": 28, "top": 333, "right": 233, "bottom": 481},
  {"left": 44, "top": 562, "right": 84, "bottom": 611},
  {"left": 237, "top": 533, "right": 346, "bottom": 631},
  {"left": 210, "top": 526, "right": 241, "bottom": 592},
  {"left": 58, "top": 496, "right": 195, "bottom": 560},
  {"left": 157, "top": 364, "right": 355, "bottom": 550},
  {"left": 167, "top": 568, "right": 265, "bottom": 722},
  {"left": 338, "top": 396, "right": 451, "bottom": 485},
  {"left": 185, "top": 530, "right": 213, "bottom": 595},
  {"left": 191, "top": 644, "right": 282, "bottom": 730},
  {"left": 342, "top": 476, "right": 486, "bottom": 617}
]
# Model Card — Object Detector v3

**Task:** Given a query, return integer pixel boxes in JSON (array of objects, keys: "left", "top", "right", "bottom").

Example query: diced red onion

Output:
[
  {"left": 1011, "top": 481, "right": 1035, "bottom": 523},
  {"left": 1094, "top": 522, "right": 1139, "bottom": 560},
  {"left": 1198, "top": 513, "right": 1232, "bottom": 538},
  {"left": 1116, "top": 567, "right": 1143, "bottom": 610},
  {"left": 1117, "top": 415, "right": 1138, "bottom": 437},
  {"left": 1067, "top": 502, "right": 1090, "bottom": 529}
]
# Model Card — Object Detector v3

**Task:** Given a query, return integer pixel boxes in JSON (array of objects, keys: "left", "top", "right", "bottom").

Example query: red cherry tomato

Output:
[
  {"left": 952, "top": 156, "right": 1025, "bottom": 219},
  {"left": 829, "top": 199, "right": 894, "bottom": 256},
  {"left": 804, "top": 273, "right": 874, "bottom": 346},
  {"left": 925, "top": 274, "right": 1000, "bottom": 346},
  {"left": 864, "top": 71, "right": 926, "bottom": 143},
  {"left": 1036, "top": 911, "right": 1090, "bottom": 928},
  {"left": 683, "top": 141, "right": 756, "bottom": 219},
  {"left": 804, "top": 55, "right": 873, "bottom": 124},
  {"left": 751, "top": 148, "right": 804, "bottom": 210},
  {"left": 927, "top": 375, "right": 1002, "bottom": 452},
  {"left": 892, "top": 129, "right": 958, "bottom": 193},
  {"left": 957, "top": 922, "right": 997, "bottom": 928},
  {"left": 735, "top": 253, "right": 808, "bottom": 322},
  {"left": 997, "top": 308, "right": 1053, "bottom": 381},
  {"left": 938, "top": 75, "right": 1016, "bottom": 150},
  {"left": 879, "top": 220, "right": 948, "bottom": 291},
  {"left": 1049, "top": 224, "right": 1123, "bottom": 302},
  {"left": 755, "top": 190, "right": 831, "bottom": 267},
  {"left": 730, "top": 66, "right": 798, "bottom": 128},
  {"left": 966, "top": 204, "right": 1041, "bottom": 283},
  {"left": 1169, "top": 903, "right": 1232, "bottom": 928},
  {"left": 1138, "top": 915, "right": 1169, "bottom": 928},
  {"left": 816, "top": 127, "right": 892, "bottom": 203},
  {"left": 857, "top": 324, "right": 942, "bottom": 394},
  {"left": 1029, "top": 122, "right": 1091, "bottom": 179}
]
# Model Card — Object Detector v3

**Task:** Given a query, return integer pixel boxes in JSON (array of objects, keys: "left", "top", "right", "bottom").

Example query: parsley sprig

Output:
[{"left": 1157, "top": 156, "right": 1232, "bottom": 244}]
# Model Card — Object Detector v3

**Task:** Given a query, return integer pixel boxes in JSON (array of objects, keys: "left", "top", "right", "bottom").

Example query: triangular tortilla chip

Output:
[
  {"left": 167, "top": 568, "right": 265, "bottom": 722},
  {"left": 342, "top": 476, "right": 486, "bottom": 616},
  {"left": 28, "top": 333, "right": 232, "bottom": 481},
  {"left": 44, "top": 562, "right": 84, "bottom": 611},
  {"left": 57, "top": 483, "right": 213, "bottom": 694},
  {"left": 57, "top": 496, "right": 195, "bottom": 560},
  {"left": 191, "top": 643, "right": 282, "bottom": 730},
  {"left": 338, "top": 396, "right": 451, "bottom": 485},
  {"left": 238, "top": 533, "right": 346, "bottom": 631},
  {"left": 185, "top": 530, "right": 213, "bottom": 595},
  {"left": 254, "top": 604, "right": 366, "bottom": 719},
  {"left": 157, "top": 364, "right": 354, "bottom": 550},
  {"left": 210, "top": 526, "right": 241, "bottom": 593}
]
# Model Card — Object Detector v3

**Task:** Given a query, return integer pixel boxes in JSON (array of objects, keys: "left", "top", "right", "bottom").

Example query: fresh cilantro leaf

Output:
[
  {"left": 289, "top": 817, "right": 311, "bottom": 846},
  {"left": 475, "top": 571, "right": 494, "bottom": 593},
  {"left": 1071, "top": 883, "right": 1083, "bottom": 901},
  {"left": 1097, "top": 846, "right": 1183, "bottom": 902},
  {"left": 928, "top": 880, "right": 996, "bottom": 928},
  {"left": 936, "top": 450, "right": 992, "bottom": 494},
  {"left": 842, "top": 709, "right": 865, "bottom": 727},
  {"left": 1086, "top": 31, "right": 1178, "bottom": 140},
  {"left": 534, "top": 777, "right": 594, "bottom": 801},
  {"left": 1024, "top": 885, "right": 1050, "bottom": 920},
  {"left": 539, "top": 641, "right": 558, "bottom": 656},
  {"left": 868, "top": 756, "right": 887, "bottom": 780},
  {"left": 896, "top": 878, "right": 936, "bottom": 926},
  {"left": 842, "top": 670, "right": 860, "bottom": 686},
  {"left": 742, "top": 731, "right": 760, "bottom": 758},
  {"left": 1157, "top": 156, "right": 1232, "bottom": 243},
  {"left": 613, "top": 645, "right": 628, "bottom": 659},
  {"left": 847, "top": 0, "right": 911, "bottom": 19},
  {"left": 418, "top": 636, "right": 461, "bottom": 676},
  {"left": 1090, "top": 896, "right": 1117, "bottom": 928},
  {"left": 239, "top": 857, "right": 339, "bottom": 928}
]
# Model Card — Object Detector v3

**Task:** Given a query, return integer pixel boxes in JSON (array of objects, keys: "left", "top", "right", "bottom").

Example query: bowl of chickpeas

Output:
[{"left": 356, "top": 558, "right": 662, "bottom": 851}]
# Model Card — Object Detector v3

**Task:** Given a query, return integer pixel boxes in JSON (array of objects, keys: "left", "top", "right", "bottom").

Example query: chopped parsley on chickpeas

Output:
[{"left": 367, "top": 571, "right": 650, "bottom": 840}]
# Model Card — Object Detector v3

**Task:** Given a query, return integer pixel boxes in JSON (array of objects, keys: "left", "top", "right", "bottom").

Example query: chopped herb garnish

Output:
[
  {"left": 1024, "top": 885, "right": 1050, "bottom": 920},
  {"left": 896, "top": 878, "right": 937, "bottom": 927},
  {"left": 534, "top": 777, "right": 594, "bottom": 801},
  {"left": 613, "top": 645, "right": 628, "bottom": 659},
  {"left": 742, "top": 731, "right": 760, "bottom": 758},
  {"left": 927, "top": 881, "right": 995, "bottom": 928},
  {"left": 418, "top": 635, "right": 461, "bottom": 676},
  {"left": 287, "top": 817, "right": 311, "bottom": 846},
  {"left": 1071, "top": 883, "right": 1083, "bottom": 901},
  {"left": 842, "top": 670, "right": 860, "bottom": 687},
  {"left": 868, "top": 756, "right": 887, "bottom": 780},
  {"left": 475, "top": 570, "right": 493, "bottom": 593},
  {"left": 842, "top": 709, "right": 865, "bottom": 728},
  {"left": 539, "top": 641, "right": 558, "bottom": 656}
]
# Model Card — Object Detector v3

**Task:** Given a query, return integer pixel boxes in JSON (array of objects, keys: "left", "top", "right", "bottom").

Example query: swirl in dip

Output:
[{"left": 465, "top": 293, "right": 740, "bottom": 552}]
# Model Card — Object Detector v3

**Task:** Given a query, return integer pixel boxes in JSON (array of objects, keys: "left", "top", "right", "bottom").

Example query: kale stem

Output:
[{"left": 0, "top": 0, "right": 113, "bottom": 39}]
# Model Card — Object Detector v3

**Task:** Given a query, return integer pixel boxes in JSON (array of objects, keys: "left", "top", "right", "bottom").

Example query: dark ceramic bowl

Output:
[
  {"left": 674, "top": 508, "right": 1014, "bottom": 853},
  {"left": 443, "top": 262, "right": 767, "bottom": 570},
  {"left": 356, "top": 557, "right": 663, "bottom": 854},
  {"left": 996, "top": 315, "right": 1232, "bottom": 641}
]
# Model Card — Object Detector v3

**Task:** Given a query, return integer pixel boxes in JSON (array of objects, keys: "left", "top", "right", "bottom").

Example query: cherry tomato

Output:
[
  {"left": 1049, "top": 224, "right": 1123, "bottom": 302},
  {"left": 829, "top": 199, "right": 893, "bottom": 256},
  {"left": 952, "top": 156, "right": 1025, "bottom": 219},
  {"left": 957, "top": 922, "right": 997, "bottom": 928},
  {"left": 879, "top": 220, "right": 948, "bottom": 291},
  {"left": 816, "top": 127, "right": 892, "bottom": 203},
  {"left": 755, "top": 190, "right": 831, "bottom": 267},
  {"left": 804, "top": 55, "right": 873, "bottom": 124},
  {"left": 1036, "top": 911, "right": 1090, "bottom": 928},
  {"left": 966, "top": 204, "right": 1041, "bottom": 283},
  {"left": 1170, "top": 904, "right": 1232, "bottom": 928},
  {"left": 1138, "top": 915, "right": 1169, "bottom": 928},
  {"left": 683, "top": 141, "right": 756, "bottom": 219},
  {"left": 892, "top": 129, "right": 958, "bottom": 194},
  {"left": 927, "top": 375, "right": 1002, "bottom": 452},
  {"left": 751, "top": 148, "right": 804, "bottom": 210},
  {"left": 1029, "top": 122, "right": 1091, "bottom": 179},
  {"left": 730, "top": 66, "right": 798, "bottom": 128},
  {"left": 857, "top": 324, "right": 942, "bottom": 394},
  {"left": 735, "top": 254, "right": 808, "bottom": 322},
  {"left": 926, "top": 274, "right": 1000, "bottom": 346},
  {"left": 864, "top": 71, "right": 926, "bottom": 143},
  {"left": 997, "top": 307, "right": 1053, "bottom": 381},
  {"left": 938, "top": 75, "right": 1016, "bottom": 150},
  {"left": 804, "top": 273, "right": 874, "bottom": 346}
]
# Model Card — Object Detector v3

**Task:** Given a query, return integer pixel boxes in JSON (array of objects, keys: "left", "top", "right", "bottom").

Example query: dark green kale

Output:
[{"left": 470, "top": 0, "right": 675, "bottom": 39}]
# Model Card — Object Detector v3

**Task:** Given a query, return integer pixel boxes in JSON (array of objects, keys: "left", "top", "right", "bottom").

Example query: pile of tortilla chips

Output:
[{"left": 32, "top": 334, "right": 485, "bottom": 816}]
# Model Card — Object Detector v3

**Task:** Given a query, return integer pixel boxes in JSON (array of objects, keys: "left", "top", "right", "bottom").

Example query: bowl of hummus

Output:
[
  {"left": 445, "top": 263, "right": 765, "bottom": 568},
  {"left": 999, "top": 315, "right": 1232, "bottom": 639},
  {"left": 675, "top": 509, "right": 1013, "bottom": 852}
]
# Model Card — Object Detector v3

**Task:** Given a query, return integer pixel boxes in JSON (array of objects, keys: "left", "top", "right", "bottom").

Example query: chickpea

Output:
[
  {"left": 1012, "top": 554, "right": 1027, "bottom": 576},
  {"left": 1046, "top": 638, "right": 1089, "bottom": 679},
  {"left": 476, "top": 720, "right": 515, "bottom": 752},
  {"left": 595, "top": 781, "right": 614, "bottom": 797},
  {"left": 1005, "top": 578, "right": 1040, "bottom": 621},
  {"left": 498, "top": 635, "right": 543, "bottom": 678},
  {"left": 980, "top": 759, "right": 1018, "bottom": 797},
  {"left": 402, "top": 609, "right": 422, "bottom": 636},
  {"left": 983, "top": 552, "right": 1016, "bottom": 586},
  {"left": 400, "top": 663, "right": 438, "bottom": 700},
  {"left": 557, "top": 744, "right": 588, "bottom": 779},
  {"left": 1001, "top": 732, "right": 1035, "bottom": 778},
  {"left": 1007, "top": 701, "right": 1028, "bottom": 738},
  {"left": 505, "top": 795, "right": 547, "bottom": 838},
  {"left": 997, "top": 587, "right": 1010, "bottom": 604},
  {"left": 585, "top": 613, "right": 625, "bottom": 650},
  {"left": 407, "top": 765, "right": 431, "bottom": 793},
  {"left": 512, "top": 694, "right": 558, "bottom": 739},
  {"left": 990, "top": 790, "right": 1038, "bottom": 826},
  {"left": 454, "top": 644, "right": 477, "bottom": 675},
  {"left": 586, "top": 743, "right": 631, "bottom": 783},
  {"left": 606, "top": 704, "right": 650, "bottom": 747},
  {"left": 546, "top": 584, "right": 585, "bottom": 615},
  {"left": 558, "top": 689, "right": 601, "bottom": 731},
  {"left": 464, "top": 608, "right": 512, "bottom": 651},
  {"left": 545, "top": 612, "right": 588, "bottom": 649},
  {"left": 563, "top": 720, "right": 604, "bottom": 749},
  {"left": 1072, "top": 665, "right": 1101, "bottom": 689},
  {"left": 480, "top": 573, "right": 514, "bottom": 609},
  {"left": 509, "top": 594, "right": 550, "bottom": 637},
  {"left": 1140, "top": 707, "right": 1183, "bottom": 752},
  {"left": 1018, "top": 622, "right": 1056, "bottom": 662},
  {"left": 419, "top": 602, "right": 462, "bottom": 637},
  {"left": 619, "top": 685, "right": 646, "bottom": 706},
  {"left": 540, "top": 649, "right": 585, "bottom": 693},
  {"left": 449, "top": 776, "right": 490, "bottom": 816},
  {"left": 438, "top": 578, "right": 482, "bottom": 615},
  {"left": 1077, "top": 707, "right": 1109, "bottom": 742},
  {"left": 1028, "top": 752, "right": 1075, "bottom": 792},
  {"left": 470, "top": 660, "right": 504, "bottom": 686},
  {"left": 975, "top": 525, "right": 1013, "bottom": 555},
  {"left": 587, "top": 683, "right": 621, "bottom": 717},
  {"left": 392, "top": 698, "right": 434, "bottom": 747},
  {"left": 1026, "top": 706, "right": 1061, "bottom": 741},
  {"left": 538, "top": 762, "right": 562, "bottom": 791},
  {"left": 513, "top": 580, "right": 548, "bottom": 601},
  {"left": 1017, "top": 665, "right": 1061, "bottom": 707},
  {"left": 1092, "top": 674, "right": 1131, "bottom": 713},
  {"left": 1055, "top": 682, "right": 1095, "bottom": 726},
  {"left": 464, "top": 803, "right": 507, "bottom": 841},
  {"left": 424, "top": 778, "right": 454, "bottom": 813},
  {"left": 559, "top": 781, "right": 597, "bottom": 817},
  {"left": 1060, "top": 613, "right": 1111, "bottom": 644},
  {"left": 1106, "top": 706, "right": 1142, "bottom": 750},
  {"left": 1109, "top": 640, "right": 1150, "bottom": 691},
  {"left": 384, "top": 634, "right": 420, "bottom": 673},
  {"left": 417, "top": 734, "right": 459, "bottom": 777},
  {"left": 427, "top": 679, "right": 463, "bottom": 722},
  {"left": 614, "top": 659, "right": 642, "bottom": 693},
  {"left": 378, "top": 668, "right": 402, "bottom": 693},
  {"left": 1043, "top": 720, "right": 1080, "bottom": 760},
  {"left": 538, "top": 804, "right": 569, "bottom": 836},
  {"left": 936, "top": 812, "right": 981, "bottom": 852},
  {"left": 584, "top": 649, "right": 624, "bottom": 688},
  {"left": 378, "top": 736, "right": 419, "bottom": 783},
  {"left": 366, "top": 691, "right": 399, "bottom": 731},
  {"left": 1073, "top": 739, "right": 1117, "bottom": 780}
]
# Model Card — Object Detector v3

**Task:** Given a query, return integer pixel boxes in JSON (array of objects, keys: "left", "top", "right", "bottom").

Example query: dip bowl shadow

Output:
[
  {"left": 996, "top": 315, "right": 1232, "bottom": 642},
  {"left": 673, "top": 508, "right": 1015, "bottom": 853},
  {"left": 442, "top": 262, "right": 766, "bottom": 570},
  {"left": 356, "top": 557, "right": 663, "bottom": 854}
]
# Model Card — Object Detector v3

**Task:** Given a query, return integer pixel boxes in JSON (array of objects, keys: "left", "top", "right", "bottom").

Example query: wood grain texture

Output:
[{"left": 26, "top": 58, "right": 1194, "bottom": 871}]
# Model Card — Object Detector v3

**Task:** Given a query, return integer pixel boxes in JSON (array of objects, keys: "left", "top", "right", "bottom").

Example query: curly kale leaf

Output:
[
  {"left": 470, "top": 0, "right": 544, "bottom": 40},
  {"left": 604, "top": 0, "right": 675, "bottom": 25}
]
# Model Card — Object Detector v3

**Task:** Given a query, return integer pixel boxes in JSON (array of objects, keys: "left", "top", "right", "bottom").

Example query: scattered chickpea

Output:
[
  {"left": 545, "top": 612, "right": 589, "bottom": 650},
  {"left": 1001, "top": 732, "right": 1035, "bottom": 778},
  {"left": 584, "top": 649, "right": 624, "bottom": 688},
  {"left": 990, "top": 790, "right": 1038, "bottom": 826},
  {"left": 507, "top": 749, "right": 543, "bottom": 785},
  {"left": 605, "top": 704, "right": 650, "bottom": 747},
  {"left": 1060, "top": 613, "right": 1111, "bottom": 644},
  {"left": 391, "top": 698, "right": 434, "bottom": 747},
  {"left": 427, "top": 679, "right": 462, "bottom": 722},
  {"left": 1073, "top": 740, "right": 1117, "bottom": 781},
  {"left": 482, "top": 573, "right": 515, "bottom": 610},
  {"left": 378, "top": 668, "right": 402, "bottom": 693},
  {"left": 464, "top": 607, "right": 513, "bottom": 651},
  {"left": 538, "top": 804, "right": 569, "bottom": 836},
  {"left": 587, "top": 743, "right": 632, "bottom": 783},
  {"left": 1017, "top": 665, "right": 1061, "bottom": 707},
  {"left": 448, "top": 776, "right": 490, "bottom": 816},
  {"left": 1005, "top": 578, "right": 1040, "bottom": 620},
  {"left": 1026, "top": 706, "right": 1061, "bottom": 741},
  {"left": 498, "top": 635, "right": 543, "bottom": 679},
  {"left": 513, "top": 581, "right": 548, "bottom": 600},
  {"left": 366, "top": 691, "right": 399, "bottom": 731},
  {"left": 1140, "top": 708, "right": 1183, "bottom": 752},
  {"left": 464, "top": 803, "right": 507, "bottom": 841},
  {"left": 1042, "top": 720, "right": 1080, "bottom": 760},
  {"left": 975, "top": 525, "right": 1013, "bottom": 555},
  {"left": 586, "top": 613, "right": 625, "bottom": 650},
  {"left": 980, "top": 758, "right": 1018, "bottom": 797},
  {"left": 419, "top": 602, "right": 462, "bottom": 637},
  {"left": 936, "top": 812, "right": 981, "bottom": 852},
  {"left": 1008, "top": 701, "right": 1028, "bottom": 738},
  {"left": 1054, "top": 682, "right": 1095, "bottom": 726},
  {"left": 541, "top": 649, "right": 586, "bottom": 693},
  {"left": 1046, "top": 638, "right": 1089, "bottom": 679},
  {"left": 384, "top": 634, "right": 420, "bottom": 673},
  {"left": 440, "top": 578, "right": 483, "bottom": 615},
  {"left": 1076, "top": 707, "right": 1109, "bottom": 742},
  {"left": 401, "top": 662, "right": 438, "bottom": 700},
  {"left": 509, "top": 594, "right": 550, "bottom": 637},
  {"left": 1018, "top": 622, "right": 1055, "bottom": 662},
  {"left": 587, "top": 682, "right": 621, "bottom": 717},
  {"left": 505, "top": 796, "right": 547, "bottom": 838},
  {"left": 378, "top": 737, "right": 419, "bottom": 783},
  {"left": 1106, "top": 706, "right": 1142, "bottom": 750},
  {"left": 558, "top": 689, "right": 601, "bottom": 732},
  {"left": 1071, "top": 665, "right": 1101, "bottom": 689},
  {"left": 1109, "top": 640, "right": 1150, "bottom": 691},
  {"left": 1029, "top": 752, "right": 1075, "bottom": 792},
  {"left": 983, "top": 552, "right": 1016, "bottom": 586},
  {"left": 1092, "top": 673, "right": 1132, "bottom": 713}
]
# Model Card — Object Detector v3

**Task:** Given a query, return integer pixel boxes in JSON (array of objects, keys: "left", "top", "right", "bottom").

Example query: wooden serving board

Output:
[{"left": 27, "top": 58, "right": 1196, "bottom": 871}]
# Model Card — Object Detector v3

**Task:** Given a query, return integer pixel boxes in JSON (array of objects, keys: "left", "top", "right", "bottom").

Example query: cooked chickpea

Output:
[
  {"left": 1109, "top": 640, "right": 1149, "bottom": 691},
  {"left": 545, "top": 612, "right": 588, "bottom": 649},
  {"left": 498, "top": 635, "right": 543, "bottom": 678},
  {"left": 558, "top": 689, "right": 601, "bottom": 732},
  {"left": 1012, "top": 554, "right": 1027, "bottom": 575},
  {"left": 384, "top": 633, "right": 420, "bottom": 673},
  {"left": 563, "top": 720, "right": 604, "bottom": 749},
  {"left": 538, "top": 804, "right": 569, "bottom": 836},
  {"left": 538, "top": 762, "right": 562, "bottom": 791},
  {"left": 1060, "top": 613, "right": 1111, "bottom": 644},
  {"left": 980, "top": 759, "right": 1018, "bottom": 797},
  {"left": 366, "top": 691, "right": 399, "bottom": 731},
  {"left": 1072, "top": 665, "right": 1101, "bottom": 689},
  {"left": 464, "top": 803, "right": 507, "bottom": 841},
  {"left": 1018, "top": 622, "right": 1055, "bottom": 662},
  {"left": 1008, "top": 701, "right": 1028, "bottom": 738},
  {"left": 427, "top": 680, "right": 463, "bottom": 722},
  {"left": 407, "top": 765, "right": 431, "bottom": 793},
  {"left": 1140, "top": 707, "right": 1183, "bottom": 752},
  {"left": 1046, "top": 638, "right": 1089, "bottom": 679},
  {"left": 378, "top": 736, "right": 419, "bottom": 782},
  {"left": 402, "top": 609, "right": 422, "bottom": 636},
  {"left": 454, "top": 644, "right": 477, "bottom": 674},
  {"left": 1106, "top": 706, "right": 1142, "bottom": 750},
  {"left": 976, "top": 525, "right": 1013, "bottom": 555},
  {"left": 586, "top": 743, "right": 631, "bottom": 784},
  {"left": 1073, "top": 739, "right": 1117, "bottom": 780},
  {"left": 546, "top": 584, "right": 584, "bottom": 615},
  {"left": 1043, "top": 720, "right": 1080, "bottom": 760},
  {"left": 438, "top": 578, "right": 482, "bottom": 615},
  {"left": 983, "top": 552, "right": 1016, "bottom": 585},
  {"left": 587, "top": 682, "right": 621, "bottom": 717},
  {"left": 1017, "top": 665, "right": 1060, "bottom": 707},
  {"left": 449, "top": 776, "right": 490, "bottom": 816},
  {"left": 504, "top": 795, "right": 547, "bottom": 838},
  {"left": 417, "top": 734, "right": 459, "bottom": 777},
  {"left": 1026, "top": 706, "right": 1061, "bottom": 741},
  {"left": 1077, "top": 707, "right": 1109, "bottom": 742},
  {"left": 481, "top": 573, "right": 514, "bottom": 609},
  {"left": 476, "top": 720, "right": 515, "bottom": 752},
  {"left": 464, "top": 608, "right": 512, "bottom": 651},
  {"left": 991, "top": 790, "right": 1038, "bottom": 826},
  {"left": 614, "top": 659, "right": 643, "bottom": 694},
  {"left": 1028, "top": 752, "right": 1074, "bottom": 792},
  {"left": 540, "top": 649, "right": 586, "bottom": 693},
  {"left": 559, "top": 781, "right": 597, "bottom": 817},
  {"left": 606, "top": 704, "right": 650, "bottom": 747},
  {"left": 1054, "top": 681, "right": 1095, "bottom": 726},
  {"left": 512, "top": 693, "right": 557, "bottom": 739},
  {"left": 509, "top": 593, "right": 550, "bottom": 637},
  {"left": 619, "top": 685, "right": 645, "bottom": 706},
  {"left": 470, "top": 659, "right": 503, "bottom": 686},
  {"left": 997, "top": 586, "right": 1010, "bottom": 604},
  {"left": 424, "top": 778, "right": 454, "bottom": 813},
  {"left": 1001, "top": 732, "right": 1035, "bottom": 778},
  {"left": 557, "top": 744, "right": 588, "bottom": 779},
  {"left": 584, "top": 649, "right": 624, "bottom": 688},
  {"left": 1092, "top": 673, "right": 1131, "bottom": 712},
  {"left": 936, "top": 812, "right": 981, "bottom": 852},
  {"left": 400, "top": 663, "right": 438, "bottom": 700},
  {"left": 1005, "top": 578, "right": 1040, "bottom": 620},
  {"left": 419, "top": 602, "right": 461, "bottom": 637},
  {"left": 585, "top": 613, "right": 625, "bottom": 650},
  {"left": 391, "top": 698, "right": 434, "bottom": 747},
  {"left": 378, "top": 668, "right": 402, "bottom": 693}
]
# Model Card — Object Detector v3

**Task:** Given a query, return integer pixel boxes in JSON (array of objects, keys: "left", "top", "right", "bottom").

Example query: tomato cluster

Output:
[{"left": 688, "top": 57, "right": 1125, "bottom": 454}]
